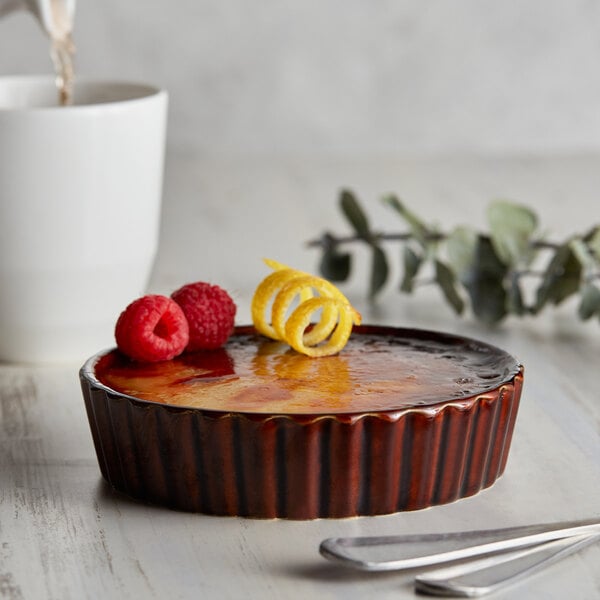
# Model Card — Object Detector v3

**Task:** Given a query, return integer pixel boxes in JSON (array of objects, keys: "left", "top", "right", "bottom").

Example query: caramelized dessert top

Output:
[{"left": 94, "top": 326, "right": 520, "bottom": 415}]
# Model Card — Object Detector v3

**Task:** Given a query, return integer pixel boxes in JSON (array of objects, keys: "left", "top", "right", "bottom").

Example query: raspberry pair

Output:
[{"left": 115, "top": 282, "right": 236, "bottom": 362}]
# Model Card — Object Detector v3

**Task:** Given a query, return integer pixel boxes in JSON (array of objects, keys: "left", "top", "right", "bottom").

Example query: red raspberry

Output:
[
  {"left": 115, "top": 295, "right": 189, "bottom": 362},
  {"left": 171, "top": 282, "right": 236, "bottom": 350}
]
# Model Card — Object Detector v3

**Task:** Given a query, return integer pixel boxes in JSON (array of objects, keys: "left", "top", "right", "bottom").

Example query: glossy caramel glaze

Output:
[{"left": 94, "top": 325, "right": 521, "bottom": 414}]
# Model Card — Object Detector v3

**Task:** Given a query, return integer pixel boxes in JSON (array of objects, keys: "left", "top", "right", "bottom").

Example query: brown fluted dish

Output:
[{"left": 80, "top": 325, "right": 523, "bottom": 519}]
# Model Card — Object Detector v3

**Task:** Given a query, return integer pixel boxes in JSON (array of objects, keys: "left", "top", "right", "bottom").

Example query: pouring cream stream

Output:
[{"left": 0, "top": 0, "right": 75, "bottom": 104}]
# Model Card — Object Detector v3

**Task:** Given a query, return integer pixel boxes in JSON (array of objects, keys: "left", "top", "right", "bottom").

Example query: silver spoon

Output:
[
  {"left": 319, "top": 518, "right": 600, "bottom": 572},
  {"left": 415, "top": 532, "right": 600, "bottom": 597}
]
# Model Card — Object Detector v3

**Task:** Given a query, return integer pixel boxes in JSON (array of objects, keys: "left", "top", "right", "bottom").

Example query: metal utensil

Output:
[
  {"left": 319, "top": 518, "right": 600, "bottom": 572},
  {"left": 415, "top": 532, "right": 600, "bottom": 597}
]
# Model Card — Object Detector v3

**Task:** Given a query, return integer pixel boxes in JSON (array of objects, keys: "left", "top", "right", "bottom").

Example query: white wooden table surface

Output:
[{"left": 1, "top": 155, "right": 599, "bottom": 599}]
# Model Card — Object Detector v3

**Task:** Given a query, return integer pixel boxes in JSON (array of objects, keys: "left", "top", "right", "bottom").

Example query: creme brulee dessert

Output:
[{"left": 81, "top": 267, "right": 523, "bottom": 519}]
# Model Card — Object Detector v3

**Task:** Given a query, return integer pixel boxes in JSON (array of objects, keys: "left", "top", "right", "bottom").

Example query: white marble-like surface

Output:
[{"left": 0, "top": 154, "right": 599, "bottom": 599}]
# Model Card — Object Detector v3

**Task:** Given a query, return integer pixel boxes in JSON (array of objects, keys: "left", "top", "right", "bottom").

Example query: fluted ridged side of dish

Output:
[{"left": 80, "top": 369, "right": 523, "bottom": 519}]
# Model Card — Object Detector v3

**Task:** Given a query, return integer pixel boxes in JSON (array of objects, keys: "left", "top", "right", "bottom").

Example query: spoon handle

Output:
[
  {"left": 319, "top": 519, "right": 600, "bottom": 572},
  {"left": 415, "top": 533, "right": 600, "bottom": 597}
]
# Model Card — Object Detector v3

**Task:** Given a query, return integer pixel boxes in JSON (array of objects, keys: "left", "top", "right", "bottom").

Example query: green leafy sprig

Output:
[{"left": 308, "top": 190, "right": 600, "bottom": 325}]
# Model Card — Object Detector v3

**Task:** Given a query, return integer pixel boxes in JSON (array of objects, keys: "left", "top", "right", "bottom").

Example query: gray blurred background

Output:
[
  {"left": 1, "top": 1, "right": 599, "bottom": 317},
  {"left": 2, "top": 0, "right": 600, "bottom": 157}
]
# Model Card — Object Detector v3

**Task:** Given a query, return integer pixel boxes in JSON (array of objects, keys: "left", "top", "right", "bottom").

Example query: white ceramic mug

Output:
[{"left": 0, "top": 76, "right": 168, "bottom": 363}]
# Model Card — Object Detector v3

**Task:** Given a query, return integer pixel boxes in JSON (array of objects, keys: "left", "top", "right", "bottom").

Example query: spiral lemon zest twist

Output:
[{"left": 251, "top": 259, "right": 361, "bottom": 357}]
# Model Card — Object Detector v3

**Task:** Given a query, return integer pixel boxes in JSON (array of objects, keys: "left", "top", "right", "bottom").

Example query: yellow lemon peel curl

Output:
[{"left": 251, "top": 259, "right": 361, "bottom": 357}]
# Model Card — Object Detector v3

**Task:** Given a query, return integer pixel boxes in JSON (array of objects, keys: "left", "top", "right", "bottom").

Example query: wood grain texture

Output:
[{"left": 1, "top": 156, "right": 599, "bottom": 599}]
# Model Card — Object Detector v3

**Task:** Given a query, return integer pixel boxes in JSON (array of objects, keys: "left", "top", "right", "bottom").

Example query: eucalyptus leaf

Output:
[
  {"left": 446, "top": 226, "right": 478, "bottom": 279},
  {"left": 534, "top": 243, "right": 582, "bottom": 311},
  {"left": 370, "top": 245, "right": 389, "bottom": 298},
  {"left": 578, "top": 283, "right": 600, "bottom": 320},
  {"left": 400, "top": 245, "right": 423, "bottom": 293},
  {"left": 435, "top": 260, "right": 464, "bottom": 314},
  {"left": 487, "top": 200, "right": 538, "bottom": 266},
  {"left": 507, "top": 273, "right": 527, "bottom": 316},
  {"left": 584, "top": 226, "right": 600, "bottom": 260},
  {"left": 382, "top": 194, "right": 429, "bottom": 247},
  {"left": 340, "top": 189, "right": 371, "bottom": 239},
  {"left": 466, "top": 277, "right": 508, "bottom": 324},
  {"left": 319, "top": 245, "right": 351, "bottom": 282},
  {"left": 463, "top": 235, "right": 507, "bottom": 280},
  {"left": 569, "top": 238, "right": 595, "bottom": 270},
  {"left": 460, "top": 235, "right": 508, "bottom": 324}
]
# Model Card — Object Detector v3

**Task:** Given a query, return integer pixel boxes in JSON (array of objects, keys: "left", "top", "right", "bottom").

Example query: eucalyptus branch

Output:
[
  {"left": 307, "top": 231, "right": 445, "bottom": 248},
  {"left": 307, "top": 189, "right": 600, "bottom": 325},
  {"left": 309, "top": 232, "right": 563, "bottom": 253}
]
